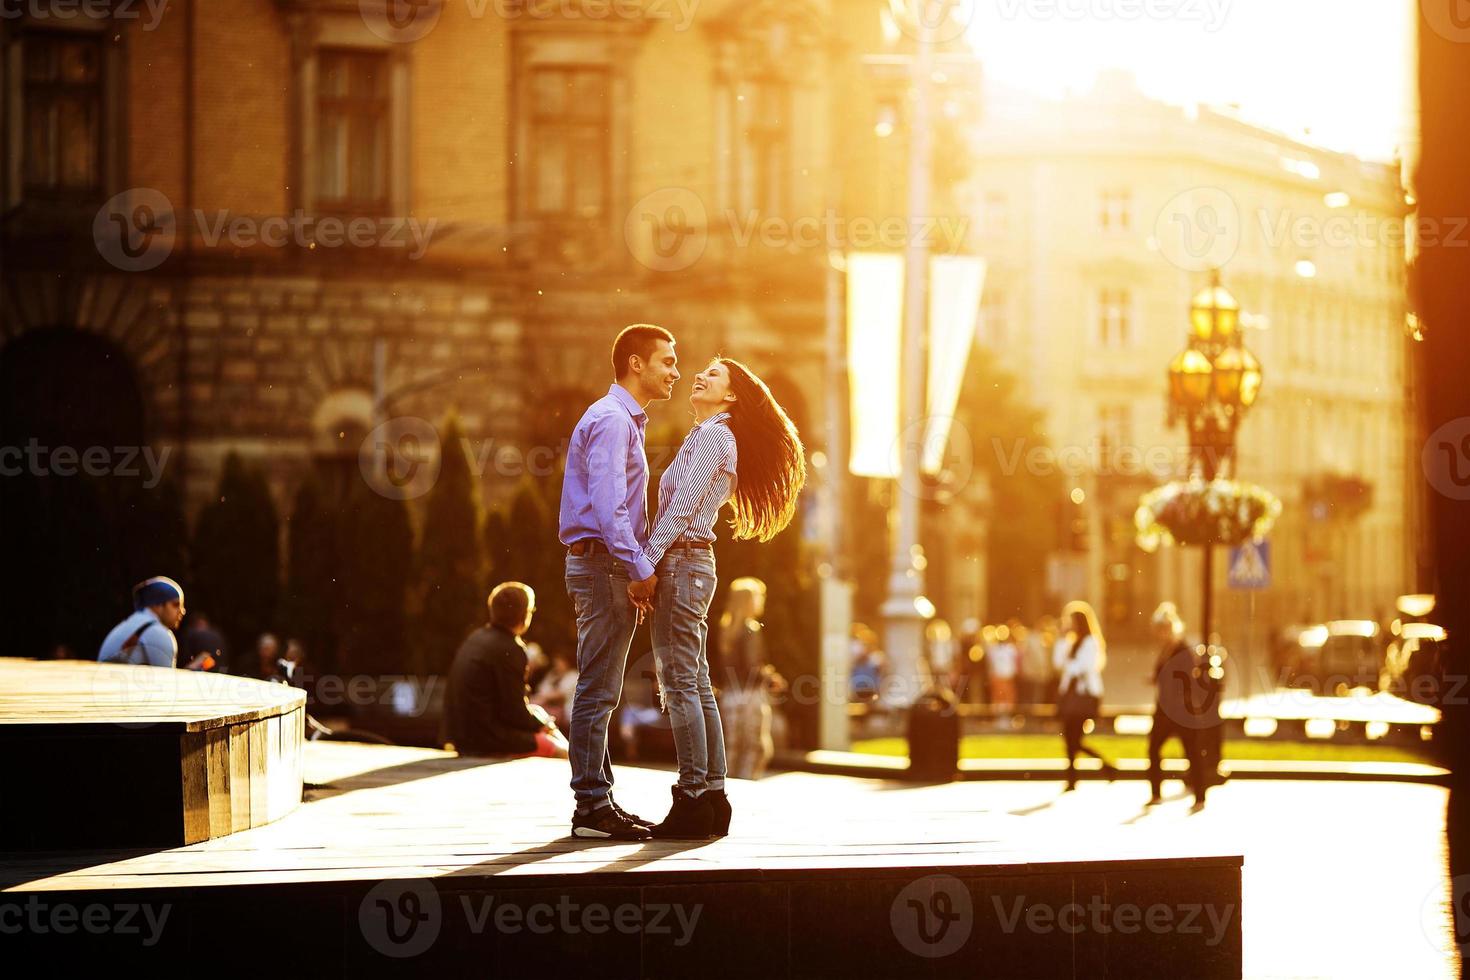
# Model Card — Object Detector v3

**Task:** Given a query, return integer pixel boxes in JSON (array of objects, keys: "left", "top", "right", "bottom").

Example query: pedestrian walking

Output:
[
  {"left": 1146, "top": 602, "right": 1208, "bottom": 812},
  {"left": 718, "top": 577, "right": 781, "bottom": 781},
  {"left": 1055, "top": 601, "right": 1117, "bottom": 790}
]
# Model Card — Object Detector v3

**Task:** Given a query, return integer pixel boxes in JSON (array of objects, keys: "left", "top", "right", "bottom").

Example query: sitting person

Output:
[
  {"left": 98, "top": 576, "right": 204, "bottom": 669},
  {"left": 443, "top": 582, "right": 568, "bottom": 759},
  {"left": 532, "top": 648, "right": 578, "bottom": 731}
]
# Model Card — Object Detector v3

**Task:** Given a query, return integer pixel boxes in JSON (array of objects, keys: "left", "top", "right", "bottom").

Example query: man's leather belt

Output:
[{"left": 569, "top": 538, "right": 712, "bottom": 557}]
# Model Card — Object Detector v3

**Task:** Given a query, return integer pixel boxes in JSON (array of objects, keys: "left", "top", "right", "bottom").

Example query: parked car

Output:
[
  {"left": 1381, "top": 622, "right": 1448, "bottom": 706},
  {"left": 1289, "top": 620, "right": 1384, "bottom": 694},
  {"left": 1270, "top": 623, "right": 1318, "bottom": 685}
]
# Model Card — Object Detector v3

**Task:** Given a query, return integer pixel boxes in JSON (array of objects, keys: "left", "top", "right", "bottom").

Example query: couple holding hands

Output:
[{"left": 558, "top": 324, "right": 805, "bottom": 840}]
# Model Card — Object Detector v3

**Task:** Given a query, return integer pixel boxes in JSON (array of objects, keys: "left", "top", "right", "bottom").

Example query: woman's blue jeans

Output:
[{"left": 651, "top": 549, "right": 726, "bottom": 793}]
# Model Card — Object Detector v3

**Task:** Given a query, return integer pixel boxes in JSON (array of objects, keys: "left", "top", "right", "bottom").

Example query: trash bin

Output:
[{"left": 907, "top": 689, "right": 960, "bottom": 782}]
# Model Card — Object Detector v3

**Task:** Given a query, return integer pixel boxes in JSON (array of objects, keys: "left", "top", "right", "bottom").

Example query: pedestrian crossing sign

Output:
[{"left": 1228, "top": 540, "right": 1272, "bottom": 590}]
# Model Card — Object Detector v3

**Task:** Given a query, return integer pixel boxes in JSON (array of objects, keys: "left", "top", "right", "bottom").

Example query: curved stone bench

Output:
[{"left": 0, "top": 658, "right": 306, "bottom": 849}]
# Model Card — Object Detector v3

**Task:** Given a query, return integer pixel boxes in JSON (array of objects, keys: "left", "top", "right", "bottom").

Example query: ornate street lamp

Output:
[
  {"left": 1167, "top": 274, "right": 1263, "bottom": 482},
  {"left": 1160, "top": 271, "right": 1268, "bottom": 642}
]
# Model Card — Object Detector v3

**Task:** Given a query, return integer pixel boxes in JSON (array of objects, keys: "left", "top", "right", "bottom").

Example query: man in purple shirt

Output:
[{"left": 559, "top": 323, "right": 679, "bottom": 839}]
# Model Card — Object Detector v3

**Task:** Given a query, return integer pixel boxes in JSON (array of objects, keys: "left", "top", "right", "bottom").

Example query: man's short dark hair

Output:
[
  {"left": 488, "top": 582, "right": 535, "bottom": 630},
  {"left": 611, "top": 323, "right": 674, "bottom": 377}
]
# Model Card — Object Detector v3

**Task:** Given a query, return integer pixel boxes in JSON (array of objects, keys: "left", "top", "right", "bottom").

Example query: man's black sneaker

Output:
[
  {"left": 572, "top": 805, "right": 653, "bottom": 840},
  {"left": 609, "top": 799, "right": 653, "bottom": 830},
  {"left": 651, "top": 786, "right": 715, "bottom": 840},
  {"left": 705, "top": 788, "right": 731, "bottom": 837}
]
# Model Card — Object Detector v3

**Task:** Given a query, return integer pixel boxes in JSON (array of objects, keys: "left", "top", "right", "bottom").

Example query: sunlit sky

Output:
[{"left": 964, "top": 0, "right": 1418, "bottom": 164}]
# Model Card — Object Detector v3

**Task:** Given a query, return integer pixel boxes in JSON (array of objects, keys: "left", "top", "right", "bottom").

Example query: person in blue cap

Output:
[{"left": 98, "top": 576, "right": 188, "bottom": 668}]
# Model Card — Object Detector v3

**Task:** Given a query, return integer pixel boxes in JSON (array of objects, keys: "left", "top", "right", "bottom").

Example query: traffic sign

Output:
[{"left": 1228, "top": 540, "right": 1272, "bottom": 590}]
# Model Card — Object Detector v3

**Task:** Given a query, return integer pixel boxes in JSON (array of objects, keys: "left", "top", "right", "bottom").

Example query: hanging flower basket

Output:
[{"left": 1134, "top": 478, "right": 1282, "bottom": 553}]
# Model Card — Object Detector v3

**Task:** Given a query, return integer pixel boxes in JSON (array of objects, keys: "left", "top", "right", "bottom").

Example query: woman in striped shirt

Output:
[{"left": 637, "top": 358, "right": 806, "bottom": 839}]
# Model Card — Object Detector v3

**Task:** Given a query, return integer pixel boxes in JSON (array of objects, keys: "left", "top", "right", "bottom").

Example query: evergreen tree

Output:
[
  {"left": 485, "top": 477, "right": 574, "bottom": 653},
  {"left": 282, "top": 470, "right": 340, "bottom": 673},
  {"left": 0, "top": 472, "right": 55, "bottom": 657},
  {"left": 482, "top": 507, "right": 512, "bottom": 590},
  {"left": 417, "top": 412, "right": 485, "bottom": 675},
  {"left": 957, "top": 351, "right": 1068, "bottom": 622},
  {"left": 44, "top": 474, "right": 116, "bottom": 658},
  {"left": 336, "top": 481, "right": 414, "bottom": 677},
  {"left": 192, "top": 453, "right": 281, "bottom": 660}
]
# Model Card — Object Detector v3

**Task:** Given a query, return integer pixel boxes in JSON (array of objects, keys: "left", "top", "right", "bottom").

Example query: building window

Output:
[
  {"left": 22, "top": 31, "right": 103, "bottom": 199},
  {"left": 983, "top": 192, "right": 1009, "bottom": 236},
  {"left": 1098, "top": 403, "right": 1133, "bottom": 458},
  {"left": 710, "top": 6, "right": 822, "bottom": 226},
  {"left": 1098, "top": 288, "right": 1132, "bottom": 347},
  {"left": 1100, "top": 189, "right": 1131, "bottom": 231},
  {"left": 528, "top": 67, "right": 610, "bottom": 221},
  {"left": 316, "top": 49, "right": 390, "bottom": 215},
  {"left": 738, "top": 78, "right": 791, "bottom": 215},
  {"left": 979, "top": 288, "right": 1008, "bottom": 347}
]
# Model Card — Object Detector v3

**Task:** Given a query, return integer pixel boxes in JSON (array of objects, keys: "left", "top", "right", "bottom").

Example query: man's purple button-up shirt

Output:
[{"left": 558, "top": 383, "right": 657, "bottom": 581}]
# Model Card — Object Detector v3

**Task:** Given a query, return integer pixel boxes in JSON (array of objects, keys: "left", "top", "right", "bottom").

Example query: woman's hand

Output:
[{"left": 628, "top": 581, "right": 654, "bottom": 624}]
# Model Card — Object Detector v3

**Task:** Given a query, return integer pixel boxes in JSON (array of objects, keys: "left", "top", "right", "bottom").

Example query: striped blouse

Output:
[{"left": 642, "top": 411, "right": 737, "bottom": 568}]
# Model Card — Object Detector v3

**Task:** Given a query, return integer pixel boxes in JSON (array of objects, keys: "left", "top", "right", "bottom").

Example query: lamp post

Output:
[{"left": 1165, "top": 272, "right": 1264, "bottom": 642}]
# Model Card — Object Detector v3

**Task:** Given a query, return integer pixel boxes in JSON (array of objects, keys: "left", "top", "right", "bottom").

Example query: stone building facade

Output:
[
  {"left": 0, "top": 0, "right": 917, "bottom": 522},
  {"left": 962, "top": 72, "right": 1416, "bottom": 648}
]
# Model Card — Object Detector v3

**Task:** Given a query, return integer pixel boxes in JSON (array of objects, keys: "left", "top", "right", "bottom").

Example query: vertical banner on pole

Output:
[
  {"left": 819, "top": 576, "right": 854, "bottom": 751},
  {"left": 923, "top": 255, "right": 986, "bottom": 474},
  {"left": 845, "top": 251, "right": 905, "bottom": 478}
]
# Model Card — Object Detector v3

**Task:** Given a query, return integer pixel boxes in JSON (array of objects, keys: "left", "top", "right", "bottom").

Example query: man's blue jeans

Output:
[
  {"left": 650, "top": 549, "right": 726, "bottom": 793},
  {"left": 566, "top": 551, "right": 637, "bottom": 811}
]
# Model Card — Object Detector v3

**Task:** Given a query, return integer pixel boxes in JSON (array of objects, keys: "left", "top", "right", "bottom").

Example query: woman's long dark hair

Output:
[{"left": 718, "top": 358, "right": 806, "bottom": 541}]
